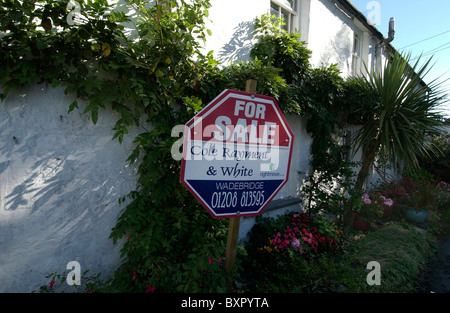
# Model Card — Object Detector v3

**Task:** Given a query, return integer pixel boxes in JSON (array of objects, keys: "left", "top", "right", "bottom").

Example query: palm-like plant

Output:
[{"left": 347, "top": 52, "right": 447, "bottom": 223}]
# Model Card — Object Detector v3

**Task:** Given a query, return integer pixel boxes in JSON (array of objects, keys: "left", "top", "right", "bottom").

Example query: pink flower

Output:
[{"left": 49, "top": 279, "right": 55, "bottom": 290}]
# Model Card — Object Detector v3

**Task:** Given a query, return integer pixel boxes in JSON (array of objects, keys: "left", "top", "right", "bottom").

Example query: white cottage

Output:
[{"left": 201, "top": 0, "right": 399, "bottom": 237}]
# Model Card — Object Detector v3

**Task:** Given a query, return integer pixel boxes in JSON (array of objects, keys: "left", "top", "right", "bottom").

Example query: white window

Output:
[
  {"left": 352, "top": 31, "right": 362, "bottom": 75},
  {"left": 270, "top": 0, "right": 299, "bottom": 33}
]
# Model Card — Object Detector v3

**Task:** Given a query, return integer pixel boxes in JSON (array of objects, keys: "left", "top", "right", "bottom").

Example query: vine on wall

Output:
[{"left": 1, "top": 1, "right": 380, "bottom": 292}]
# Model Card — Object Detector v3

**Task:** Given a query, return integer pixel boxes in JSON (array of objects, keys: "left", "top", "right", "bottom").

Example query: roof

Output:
[{"left": 336, "top": 0, "right": 428, "bottom": 88}]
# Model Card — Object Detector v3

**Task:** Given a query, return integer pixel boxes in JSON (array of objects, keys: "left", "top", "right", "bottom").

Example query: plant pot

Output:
[
  {"left": 405, "top": 209, "right": 427, "bottom": 224},
  {"left": 353, "top": 214, "right": 370, "bottom": 231}
]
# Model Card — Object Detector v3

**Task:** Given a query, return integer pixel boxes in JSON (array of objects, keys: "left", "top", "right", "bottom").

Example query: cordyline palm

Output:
[{"left": 347, "top": 52, "right": 447, "bottom": 223}]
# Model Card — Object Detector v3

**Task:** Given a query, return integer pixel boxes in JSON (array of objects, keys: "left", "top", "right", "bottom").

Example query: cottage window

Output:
[
  {"left": 352, "top": 31, "right": 362, "bottom": 75},
  {"left": 270, "top": 0, "right": 299, "bottom": 33}
]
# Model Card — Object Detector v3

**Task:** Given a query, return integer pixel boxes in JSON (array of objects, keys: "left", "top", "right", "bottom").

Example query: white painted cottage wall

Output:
[
  {"left": 204, "top": 0, "right": 270, "bottom": 64},
  {"left": 307, "top": 0, "right": 353, "bottom": 76},
  {"left": 0, "top": 84, "right": 140, "bottom": 292}
]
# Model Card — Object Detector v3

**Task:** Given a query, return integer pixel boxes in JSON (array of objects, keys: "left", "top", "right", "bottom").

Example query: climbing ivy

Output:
[{"left": 251, "top": 14, "right": 311, "bottom": 85}]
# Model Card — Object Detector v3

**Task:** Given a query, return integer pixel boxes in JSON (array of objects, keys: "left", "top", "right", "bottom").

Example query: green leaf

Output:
[{"left": 68, "top": 101, "right": 78, "bottom": 113}]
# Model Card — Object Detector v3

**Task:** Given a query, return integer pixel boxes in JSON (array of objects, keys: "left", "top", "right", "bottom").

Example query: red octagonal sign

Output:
[{"left": 180, "top": 89, "right": 294, "bottom": 219}]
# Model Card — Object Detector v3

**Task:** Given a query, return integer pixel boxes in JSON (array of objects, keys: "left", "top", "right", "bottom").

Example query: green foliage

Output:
[
  {"left": 354, "top": 52, "right": 447, "bottom": 176},
  {"left": 200, "top": 58, "right": 299, "bottom": 114},
  {"left": 37, "top": 269, "right": 112, "bottom": 293},
  {"left": 301, "top": 65, "right": 345, "bottom": 168},
  {"left": 419, "top": 132, "right": 450, "bottom": 183},
  {"left": 300, "top": 161, "right": 356, "bottom": 221},
  {"left": 300, "top": 67, "right": 380, "bottom": 170},
  {"left": 250, "top": 17, "right": 381, "bottom": 225},
  {"left": 251, "top": 14, "right": 311, "bottom": 85},
  {"left": 103, "top": 0, "right": 235, "bottom": 292},
  {"left": 0, "top": 0, "right": 130, "bottom": 125},
  {"left": 298, "top": 69, "right": 377, "bottom": 221},
  {"left": 343, "top": 76, "right": 380, "bottom": 125},
  {"left": 336, "top": 223, "right": 437, "bottom": 293}
]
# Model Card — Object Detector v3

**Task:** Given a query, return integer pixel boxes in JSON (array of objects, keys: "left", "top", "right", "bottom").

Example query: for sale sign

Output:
[{"left": 180, "top": 89, "right": 294, "bottom": 219}]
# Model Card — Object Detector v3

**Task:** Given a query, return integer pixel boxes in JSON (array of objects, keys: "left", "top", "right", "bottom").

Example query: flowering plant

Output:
[
  {"left": 402, "top": 179, "right": 438, "bottom": 211},
  {"left": 241, "top": 211, "right": 345, "bottom": 292},
  {"left": 379, "top": 177, "right": 440, "bottom": 212},
  {"left": 353, "top": 191, "right": 394, "bottom": 221},
  {"left": 437, "top": 181, "right": 450, "bottom": 193},
  {"left": 378, "top": 177, "right": 414, "bottom": 204},
  {"left": 256, "top": 212, "right": 344, "bottom": 257}
]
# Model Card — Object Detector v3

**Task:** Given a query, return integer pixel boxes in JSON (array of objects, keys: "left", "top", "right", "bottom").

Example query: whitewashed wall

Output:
[
  {"left": 0, "top": 85, "right": 140, "bottom": 292},
  {"left": 204, "top": 0, "right": 270, "bottom": 64},
  {"left": 306, "top": 0, "right": 353, "bottom": 76}
]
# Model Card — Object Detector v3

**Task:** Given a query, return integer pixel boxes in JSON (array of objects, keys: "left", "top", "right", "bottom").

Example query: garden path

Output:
[{"left": 417, "top": 233, "right": 450, "bottom": 293}]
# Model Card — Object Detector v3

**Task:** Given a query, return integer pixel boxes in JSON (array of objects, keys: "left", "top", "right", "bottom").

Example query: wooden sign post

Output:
[{"left": 224, "top": 79, "right": 257, "bottom": 292}]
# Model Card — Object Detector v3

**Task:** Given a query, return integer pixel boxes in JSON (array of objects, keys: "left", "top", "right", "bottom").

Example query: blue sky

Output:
[{"left": 350, "top": 0, "right": 450, "bottom": 117}]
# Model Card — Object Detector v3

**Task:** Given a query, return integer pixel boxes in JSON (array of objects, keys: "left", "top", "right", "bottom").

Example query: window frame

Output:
[
  {"left": 352, "top": 30, "right": 362, "bottom": 75},
  {"left": 270, "top": 0, "right": 299, "bottom": 33}
]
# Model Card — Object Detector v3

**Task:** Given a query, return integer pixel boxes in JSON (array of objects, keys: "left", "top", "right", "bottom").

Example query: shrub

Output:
[
  {"left": 419, "top": 133, "right": 450, "bottom": 183},
  {"left": 377, "top": 177, "right": 439, "bottom": 211}
]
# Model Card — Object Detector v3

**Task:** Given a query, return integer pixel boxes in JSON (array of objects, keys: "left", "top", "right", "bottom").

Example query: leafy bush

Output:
[
  {"left": 300, "top": 160, "right": 356, "bottom": 221},
  {"left": 419, "top": 133, "right": 450, "bottom": 183},
  {"left": 251, "top": 14, "right": 311, "bottom": 85}
]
